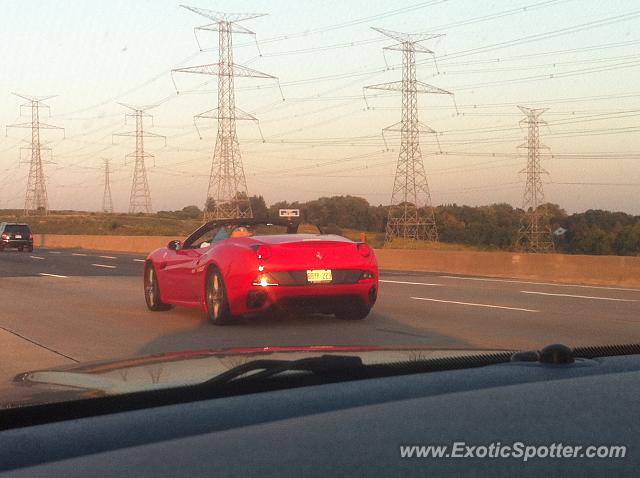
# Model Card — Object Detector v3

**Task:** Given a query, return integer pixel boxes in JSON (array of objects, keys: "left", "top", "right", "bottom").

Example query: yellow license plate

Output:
[{"left": 307, "top": 269, "right": 332, "bottom": 283}]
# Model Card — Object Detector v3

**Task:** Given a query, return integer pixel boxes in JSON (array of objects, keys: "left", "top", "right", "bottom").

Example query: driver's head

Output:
[{"left": 230, "top": 226, "right": 252, "bottom": 238}]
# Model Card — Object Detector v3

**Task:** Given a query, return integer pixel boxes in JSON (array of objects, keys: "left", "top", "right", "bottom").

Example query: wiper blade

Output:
[{"left": 203, "top": 355, "right": 365, "bottom": 386}]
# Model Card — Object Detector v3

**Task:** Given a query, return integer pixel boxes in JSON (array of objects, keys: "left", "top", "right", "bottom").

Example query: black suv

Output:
[{"left": 0, "top": 223, "right": 34, "bottom": 252}]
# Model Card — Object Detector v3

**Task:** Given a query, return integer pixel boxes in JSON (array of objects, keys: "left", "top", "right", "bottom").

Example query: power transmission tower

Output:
[
  {"left": 173, "top": 5, "right": 279, "bottom": 221},
  {"left": 516, "top": 106, "right": 554, "bottom": 253},
  {"left": 365, "top": 28, "right": 453, "bottom": 246},
  {"left": 6, "top": 94, "right": 64, "bottom": 216},
  {"left": 113, "top": 104, "right": 165, "bottom": 214},
  {"left": 102, "top": 159, "right": 114, "bottom": 213}
]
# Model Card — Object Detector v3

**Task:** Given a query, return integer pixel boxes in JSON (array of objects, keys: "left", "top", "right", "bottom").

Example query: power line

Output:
[
  {"left": 452, "top": 57, "right": 640, "bottom": 93},
  {"left": 438, "top": 10, "right": 640, "bottom": 62},
  {"left": 233, "top": 0, "right": 569, "bottom": 53},
  {"left": 548, "top": 181, "right": 640, "bottom": 187},
  {"left": 236, "top": 0, "right": 449, "bottom": 47},
  {"left": 52, "top": 50, "right": 203, "bottom": 119}
]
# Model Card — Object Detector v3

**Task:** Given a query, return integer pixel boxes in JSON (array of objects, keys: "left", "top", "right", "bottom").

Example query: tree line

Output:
[{"left": 160, "top": 195, "right": 640, "bottom": 256}]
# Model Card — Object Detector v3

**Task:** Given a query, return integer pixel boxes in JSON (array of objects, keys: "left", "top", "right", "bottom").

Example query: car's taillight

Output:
[
  {"left": 256, "top": 245, "right": 271, "bottom": 260},
  {"left": 1, "top": 234, "right": 7, "bottom": 240},
  {"left": 28, "top": 233, "right": 33, "bottom": 240},
  {"left": 252, "top": 273, "right": 278, "bottom": 287},
  {"left": 358, "top": 243, "right": 371, "bottom": 257},
  {"left": 359, "top": 270, "right": 375, "bottom": 283}
]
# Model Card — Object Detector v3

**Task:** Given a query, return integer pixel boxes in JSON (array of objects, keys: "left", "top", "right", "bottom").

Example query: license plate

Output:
[
  {"left": 15, "top": 235, "right": 22, "bottom": 239},
  {"left": 307, "top": 269, "right": 332, "bottom": 283}
]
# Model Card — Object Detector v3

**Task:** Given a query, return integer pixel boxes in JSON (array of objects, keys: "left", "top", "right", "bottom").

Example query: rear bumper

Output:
[
  {"left": 239, "top": 281, "right": 378, "bottom": 315},
  {"left": 0, "top": 240, "right": 32, "bottom": 249}
]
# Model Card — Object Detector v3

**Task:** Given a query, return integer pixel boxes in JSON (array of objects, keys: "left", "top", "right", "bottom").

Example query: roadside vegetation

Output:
[
  {"left": 0, "top": 210, "right": 199, "bottom": 237},
  {"left": 1, "top": 195, "right": 639, "bottom": 255},
  {"left": 268, "top": 196, "right": 640, "bottom": 256}
]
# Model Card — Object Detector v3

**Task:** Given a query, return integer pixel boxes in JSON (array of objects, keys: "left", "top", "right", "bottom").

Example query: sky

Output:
[{"left": 1, "top": 0, "right": 639, "bottom": 214}]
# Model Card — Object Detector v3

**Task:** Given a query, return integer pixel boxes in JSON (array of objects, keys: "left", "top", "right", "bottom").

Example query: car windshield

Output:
[
  {"left": 0, "top": 0, "right": 639, "bottom": 412},
  {"left": 186, "top": 221, "right": 316, "bottom": 248}
]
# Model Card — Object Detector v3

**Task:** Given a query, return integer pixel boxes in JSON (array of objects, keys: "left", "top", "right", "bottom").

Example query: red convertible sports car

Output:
[{"left": 144, "top": 217, "right": 378, "bottom": 325}]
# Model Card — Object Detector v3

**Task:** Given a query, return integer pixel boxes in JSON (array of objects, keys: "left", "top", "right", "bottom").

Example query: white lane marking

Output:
[
  {"left": 71, "top": 253, "right": 87, "bottom": 257},
  {"left": 133, "top": 259, "right": 145, "bottom": 262},
  {"left": 91, "top": 263, "right": 116, "bottom": 269},
  {"left": 38, "top": 273, "right": 68, "bottom": 278},
  {"left": 380, "top": 279, "right": 443, "bottom": 287},
  {"left": 99, "top": 255, "right": 117, "bottom": 260},
  {"left": 30, "top": 256, "right": 45, "bottom": 260},
  {"left": 439, "top": 275, "right": 640, "bottom": 293},
  {"left": 521, "top": 290, "right": 639, "bottom": 303},
  {"left": 410, "top": 296, "right": 539, "bottom": 313},
  {"left": 48, "top": 251, "right": 62, "bottom": 254}
]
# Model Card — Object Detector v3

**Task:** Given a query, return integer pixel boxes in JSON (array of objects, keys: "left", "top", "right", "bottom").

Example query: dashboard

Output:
[{"left": 1, "top": 354, "right": 638, "bottom": 476}]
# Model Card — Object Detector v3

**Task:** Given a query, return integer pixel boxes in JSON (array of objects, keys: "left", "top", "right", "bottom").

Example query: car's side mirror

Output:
[{"left": 167, "top": 240, "right": 182, "bottom": 251}]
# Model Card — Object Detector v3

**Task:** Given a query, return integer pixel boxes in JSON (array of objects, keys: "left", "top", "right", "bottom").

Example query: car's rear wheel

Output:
[
  {"left": 335, "top": 303, "right": 371, "bottom": 321},
  {"left": 205, "top": 267, "right": 232, "bottom": 325},
  {"left": 144, "top": 263, "right": 172, "bottom": 311},
  {"left": 27, "top": 246, "right": 33, "bottom": 253}
]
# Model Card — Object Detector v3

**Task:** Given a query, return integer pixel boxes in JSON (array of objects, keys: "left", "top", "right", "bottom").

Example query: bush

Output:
[{"left": 322, "top": 223, "right": 342, "bottom": 235}]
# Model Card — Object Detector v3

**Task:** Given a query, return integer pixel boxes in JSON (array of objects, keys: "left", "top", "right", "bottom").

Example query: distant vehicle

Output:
[
  {"left": 0, "top": 223, "right": 34, "bottom": 252},
  {"left": 143, "top": 215, "right": 378, "bottom": 325}
]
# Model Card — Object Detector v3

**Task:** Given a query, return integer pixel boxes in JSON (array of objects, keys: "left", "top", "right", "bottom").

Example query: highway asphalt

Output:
[{"left": 1, "top": 246, "right": 640, "bottom": 383}]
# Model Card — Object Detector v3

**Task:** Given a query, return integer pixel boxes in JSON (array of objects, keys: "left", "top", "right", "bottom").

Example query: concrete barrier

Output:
[
  {"left": 374, "top": 249, "right": 640, "bottom": 288},
  {"left": 34, "top": 234, "right": 640, "bottom": 288}
]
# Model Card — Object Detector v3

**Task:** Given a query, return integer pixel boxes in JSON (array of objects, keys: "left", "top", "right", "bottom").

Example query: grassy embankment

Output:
[{"left": 0, "top": 211, "right": 199, "bottom": 237}]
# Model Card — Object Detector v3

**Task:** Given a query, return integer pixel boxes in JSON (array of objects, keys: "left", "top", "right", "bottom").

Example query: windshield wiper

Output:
[
  {"left": 204, "top": 343, "right": 640, "bottom": 387},
  {"left": 203, "top": 355, "right": 365, "bottom": 386},
  {"left": 200, "top": 351, "right": 521, "bottom": 389}
]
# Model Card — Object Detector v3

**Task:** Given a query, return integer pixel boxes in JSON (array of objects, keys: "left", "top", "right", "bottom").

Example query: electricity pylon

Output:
[
  {"left": 102, "top": 159, "right": 114, "bottom": 213},
  {"left": 516, "top": 106, "right": 554, "bottom": 253},
  {"left": 113, "top": 104, "right": 165, "bottom": 214},
  {"left": 174, "top": 5, "right": 278, "bottom": 220},
  {"left": 6, "top": 94, "right": 64, "bottom": 215},
  {"left": 365, "top": 28, "right": 453, "bottom": 246}
]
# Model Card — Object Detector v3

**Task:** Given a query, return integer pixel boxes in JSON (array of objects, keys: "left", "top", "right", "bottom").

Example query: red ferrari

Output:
[{"left": 143, "top": 218, "right": 378, "bottom": 324}]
